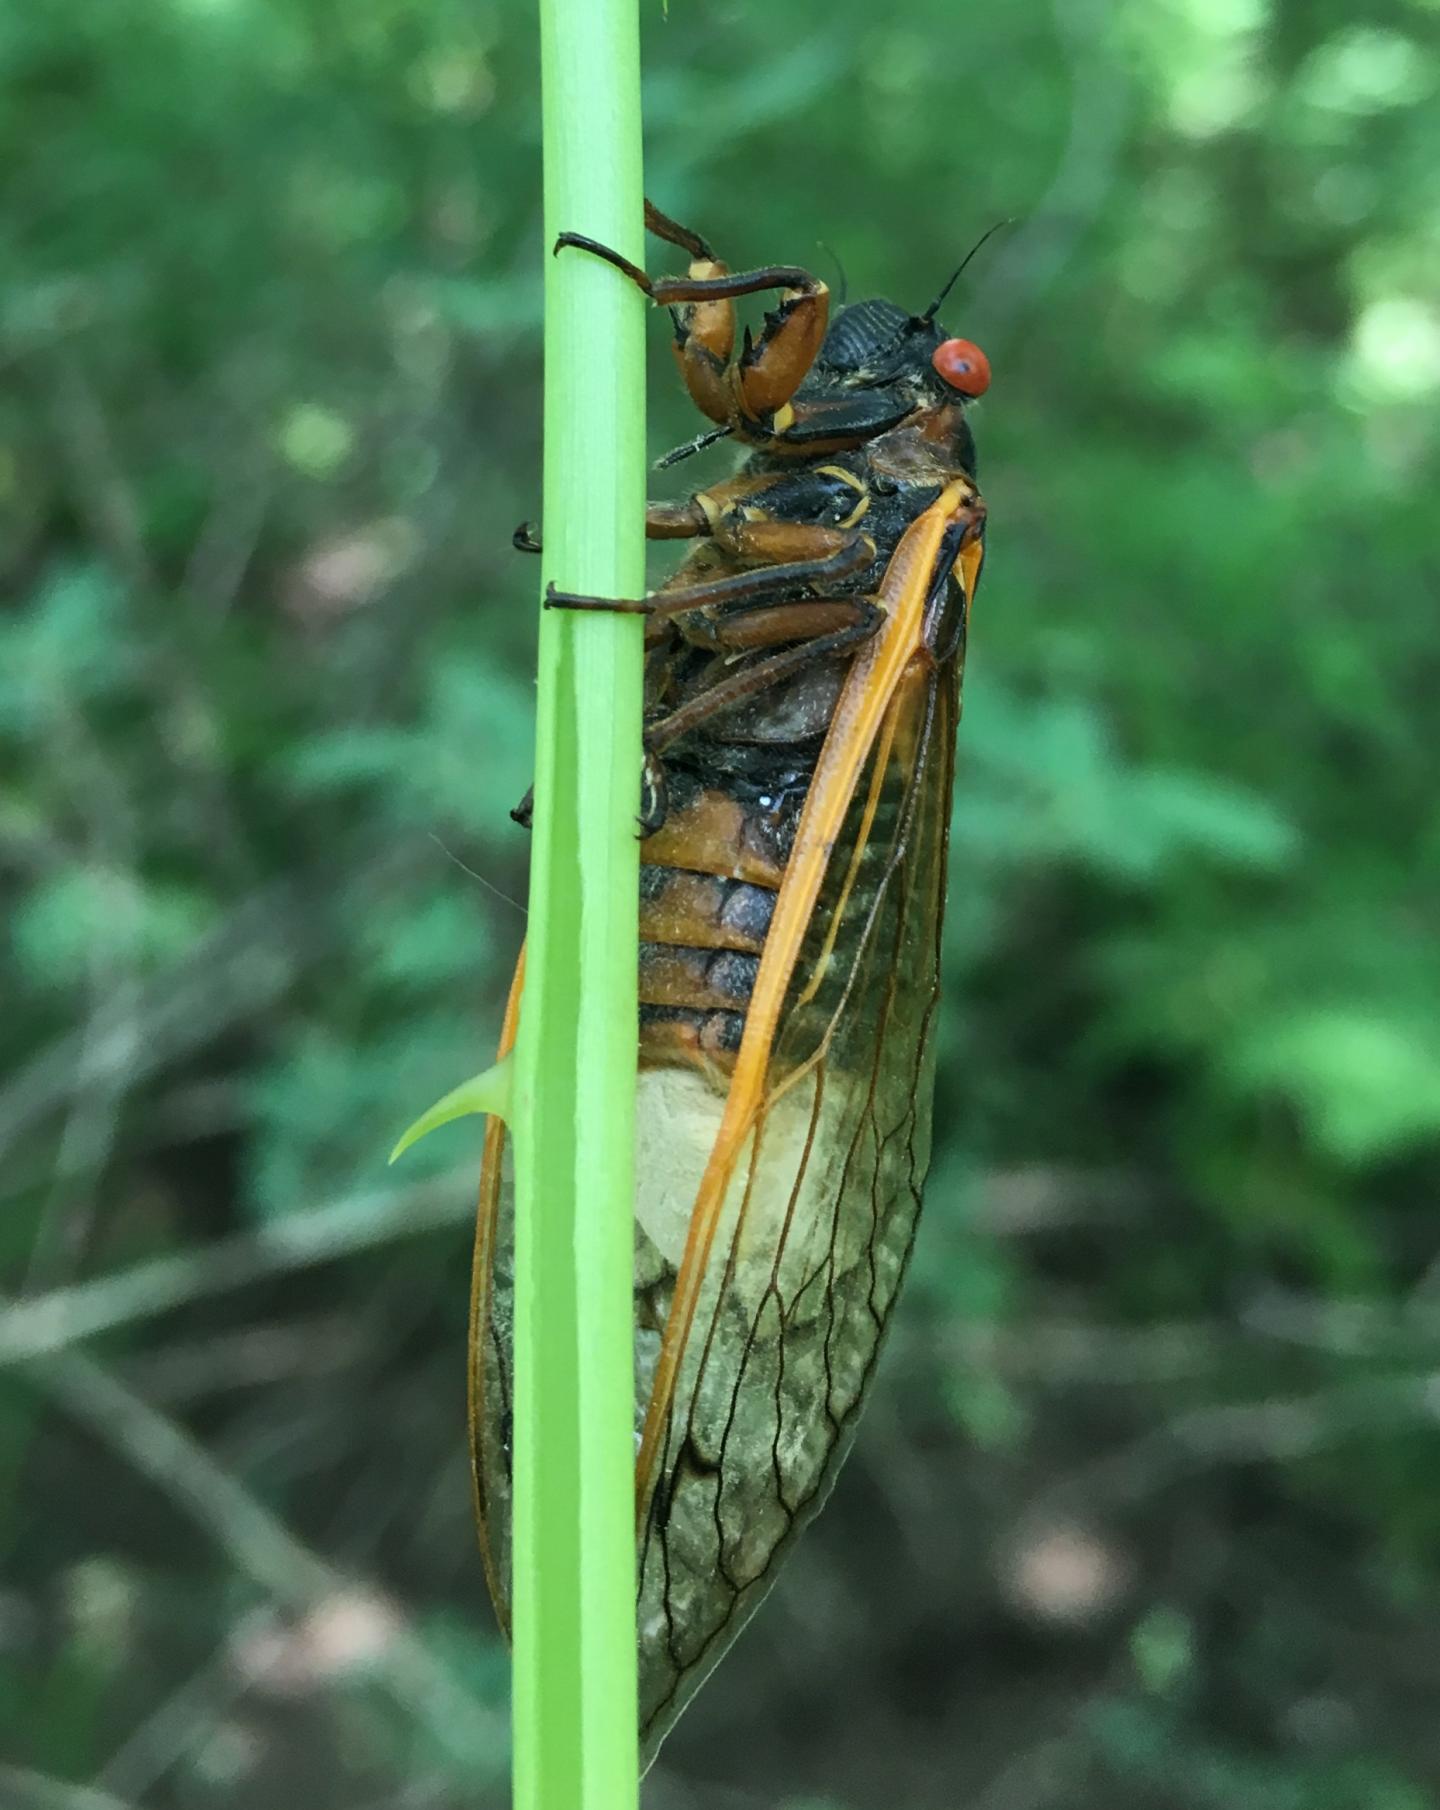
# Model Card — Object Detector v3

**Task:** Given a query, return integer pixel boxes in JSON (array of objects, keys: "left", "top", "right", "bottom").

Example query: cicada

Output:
[{"left": 472, "top": 201, "right": 989, "bottom": 1763}]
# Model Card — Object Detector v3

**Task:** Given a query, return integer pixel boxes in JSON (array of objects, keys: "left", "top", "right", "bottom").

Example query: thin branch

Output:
[
  {"left": 120, "top": 1314, "right": 364, "bottom": 1401},
  {"left": 27, "top": 1348, "right": 504, "bottom": 1773},
  {"left": 1045, "top": 1373, "right": 1440, "bottom": 1515},
  {"left": 0, "top": 843, "right": 418, "bottom": 1165},
  {"left": 92, "top": 1643, "right": 236, "bottom": 1803},
  {"left": 0, "top": 1767, "right": 141, "bottom": 1810},
  {"left": 0, "top": 1172, "right": 471, "bottom": 1366}
]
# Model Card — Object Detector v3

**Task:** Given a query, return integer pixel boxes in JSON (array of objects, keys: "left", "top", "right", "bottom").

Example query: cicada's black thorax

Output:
[
  {"left": 636, "top": 299, "right": 982, "bottom": 1076},
  {"left": 746, "top": 295, "right": 981, "bottom": 477}
]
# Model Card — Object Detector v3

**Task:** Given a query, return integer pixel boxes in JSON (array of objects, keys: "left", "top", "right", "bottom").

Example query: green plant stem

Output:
[{"left": 513, "top": 3, "right": 645, "bottom": 1807}]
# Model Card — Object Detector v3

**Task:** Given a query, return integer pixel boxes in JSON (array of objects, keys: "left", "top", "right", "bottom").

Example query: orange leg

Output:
[{"left": 556, "top": 198, "right": 830, "bottom": 436}]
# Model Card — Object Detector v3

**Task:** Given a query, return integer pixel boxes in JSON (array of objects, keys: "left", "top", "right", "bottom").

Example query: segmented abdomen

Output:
[{"left": 636, "top": 777, "right": 792, "bottom": 1073}]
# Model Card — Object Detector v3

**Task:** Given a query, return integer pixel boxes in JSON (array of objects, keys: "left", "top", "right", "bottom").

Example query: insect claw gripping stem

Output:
[
  {"left": 553, "top": 199, "right": 716, "bottom": 296},
  {"left": 545, "top": 580, "right": 651, "bottom": 615},
  {"left": 638, "top": 749, "right": 669, "bottom": 838},
  {"left": 553, "top": 229, "right": 655, "bottom": 295},
  {"left": 641, "top": 198, "right": 715, "bottom": 262},
  {"left": 511, "top": 759, "right": 666, "bottom": 842}
]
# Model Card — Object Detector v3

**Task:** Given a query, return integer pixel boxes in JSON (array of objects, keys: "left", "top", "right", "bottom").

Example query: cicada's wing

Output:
[
  {"left": 633, "top": 487, "right": 978, "bottom": 1755},
  {"left": 469, "top": 950, "right": 524, "bottom": 1636},
  {"left": 635, "top": 644, "right": 959, "bottom": 1753},
  {"left": 470, "top": 483, "right": 982, "bottom": 1767},
  {"left": 472, "top": 657, "right": 955, "bottom": 1730}
]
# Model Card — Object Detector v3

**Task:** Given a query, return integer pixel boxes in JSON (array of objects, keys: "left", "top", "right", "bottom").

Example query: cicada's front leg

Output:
[{"left": 556, "top": 199, "right": 830, "bottom": 439}]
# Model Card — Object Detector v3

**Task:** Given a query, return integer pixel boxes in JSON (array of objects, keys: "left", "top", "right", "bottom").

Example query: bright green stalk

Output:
[{"left": 512, "top": 3, "right": 645, "bottom": 1808}]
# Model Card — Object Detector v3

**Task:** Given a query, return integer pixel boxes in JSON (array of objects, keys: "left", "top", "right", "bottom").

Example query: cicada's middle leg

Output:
[{"left": 544, "top": 518, "right": 879, "bottom": 832}]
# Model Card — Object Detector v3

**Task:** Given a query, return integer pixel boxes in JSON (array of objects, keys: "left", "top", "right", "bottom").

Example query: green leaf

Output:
[{"left": 388, "top": 1056, "right": 511, "bottom": 1163}]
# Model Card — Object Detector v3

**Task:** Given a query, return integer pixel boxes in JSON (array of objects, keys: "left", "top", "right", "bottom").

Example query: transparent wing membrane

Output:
[
  {"left": 471, "top": 485, "right": 978, "bottom": 1763},
  {"left": 634, "top": 654, "right": 957, "bottom": 1749}
]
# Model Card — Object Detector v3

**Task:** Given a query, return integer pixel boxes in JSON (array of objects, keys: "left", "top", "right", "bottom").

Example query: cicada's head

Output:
[
  {"left": 782, "top": 222, "right": 1006, "bottom": 470},
  {"left": 818, "top": 297, "right": 991, "bottom": 404},
  {"left": 818, "top": 221, "right": 1005, "bottom": 412},
  {"left": 782, "top": 295, "right": 989, "bottom": 475}
]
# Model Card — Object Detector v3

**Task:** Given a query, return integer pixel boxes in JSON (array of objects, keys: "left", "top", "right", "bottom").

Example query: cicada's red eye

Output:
[{"left": 932, "top": 337, "right": 991, "bottom": 397}]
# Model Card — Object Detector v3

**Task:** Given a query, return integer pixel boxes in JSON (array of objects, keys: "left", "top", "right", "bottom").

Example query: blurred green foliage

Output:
[{"left": 3, "top": 0, "right": 1439, "bottom": 1805}]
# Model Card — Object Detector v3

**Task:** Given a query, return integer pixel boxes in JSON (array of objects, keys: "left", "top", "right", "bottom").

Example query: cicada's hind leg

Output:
[
  {"left": 547, "top": 542, "right": 889, "bottom": 792},
  {"left": 554, "top": 572, "right": 886, "bottom": 817},
  {"left": 642, "top": 594, "right": 883, "bottom": 756},
  {"left": 556, "top": 198, "right": 830, "bottom": 435}
]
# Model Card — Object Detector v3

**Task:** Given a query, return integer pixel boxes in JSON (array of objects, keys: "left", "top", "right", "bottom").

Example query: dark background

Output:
[{"left": 4, "top": 0, "right": 1439, "bottom": 1805}]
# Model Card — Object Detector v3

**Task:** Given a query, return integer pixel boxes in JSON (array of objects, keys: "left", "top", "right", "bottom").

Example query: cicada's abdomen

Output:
[
  {"left": 625, "top": 658, "right": 955, "bottom": 1756},
  {"left": 635, "top": 778, "right": 789, "bottom": 1075}
]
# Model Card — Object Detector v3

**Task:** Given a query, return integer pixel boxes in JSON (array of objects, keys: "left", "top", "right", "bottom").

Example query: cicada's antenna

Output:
[
  {"left": 817, "top": 240, "right": 848, "bottom": 306},
  {"left": 867, "top": 217, "right": 1018, "bottom": 365},
  {"left": 919, "top": 218, "right": 1017, "bottom": 325}
]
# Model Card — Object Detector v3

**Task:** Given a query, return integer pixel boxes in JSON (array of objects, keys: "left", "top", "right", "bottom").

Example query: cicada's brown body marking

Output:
[
  {"left": 475, "top": 197, "right": 993, "bottom": 1764},
  {"left": 633, "top": 452, "right": 983, "bottom": 1086}
]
